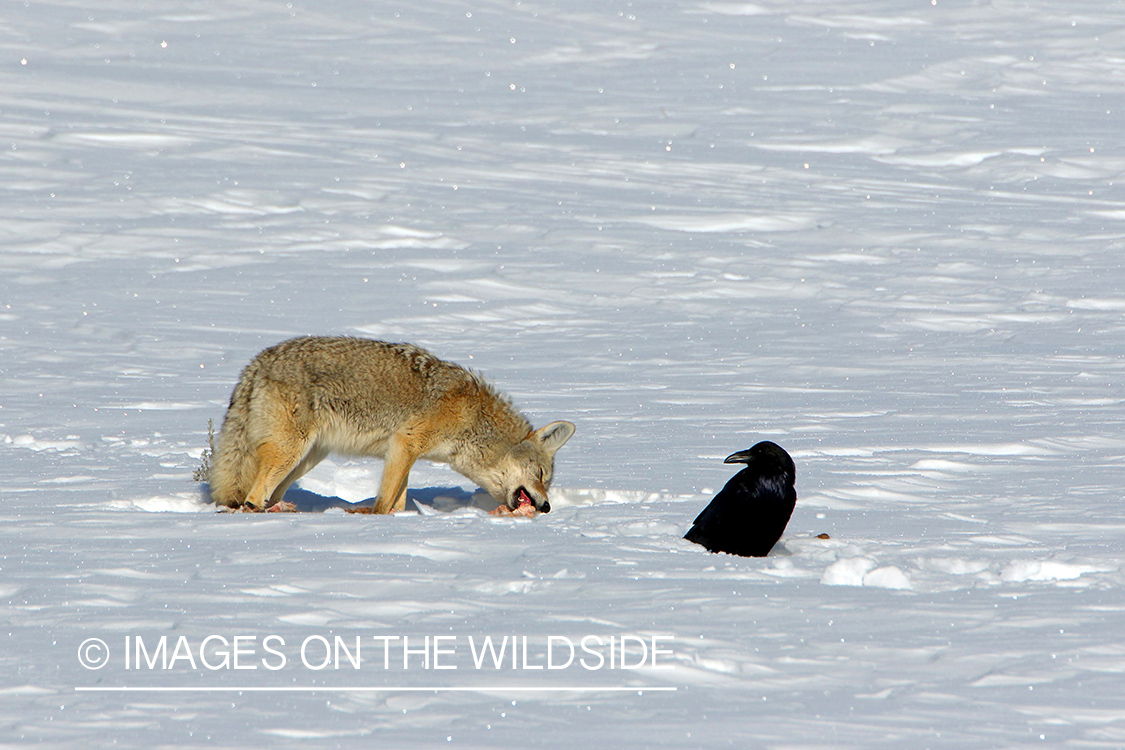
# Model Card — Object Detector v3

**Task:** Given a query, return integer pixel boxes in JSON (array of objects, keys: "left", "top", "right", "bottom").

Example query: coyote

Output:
[{"left": 209, "top": 337, "right": 575, "bottom": 514}]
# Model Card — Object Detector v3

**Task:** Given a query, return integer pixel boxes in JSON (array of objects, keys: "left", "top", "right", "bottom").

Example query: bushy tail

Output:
[{"left": 208, "top": 361, "right": 262, "bottom": 507}]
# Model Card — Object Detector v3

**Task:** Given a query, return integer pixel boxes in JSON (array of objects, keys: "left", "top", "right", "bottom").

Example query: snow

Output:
[{"left": 2, "top": 0, "right": 1124, "bottom": 746}]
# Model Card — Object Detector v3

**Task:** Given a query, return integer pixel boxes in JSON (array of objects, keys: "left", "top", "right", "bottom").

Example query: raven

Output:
[{"left": 684, "top": 441, "right": 797, "bottom": 557}]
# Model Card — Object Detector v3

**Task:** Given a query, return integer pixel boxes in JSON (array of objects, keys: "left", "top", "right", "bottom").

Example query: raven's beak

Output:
[{"left": 724, "top": 449, "right": 755, "bottom": 464}]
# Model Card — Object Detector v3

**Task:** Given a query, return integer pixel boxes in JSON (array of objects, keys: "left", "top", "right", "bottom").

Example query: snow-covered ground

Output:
[{"left": 3, "top": 0, "right": 1125, "bottom": 746}]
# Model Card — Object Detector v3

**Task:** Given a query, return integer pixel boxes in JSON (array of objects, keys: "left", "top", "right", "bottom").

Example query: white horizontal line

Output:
[{"left": 75, "top": 685, "right": 677, "bottom": 693}]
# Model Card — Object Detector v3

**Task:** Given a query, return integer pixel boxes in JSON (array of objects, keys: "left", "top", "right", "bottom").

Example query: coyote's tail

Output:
[{"left": 208, "top": 359, "right": 262, "bottom": 507}]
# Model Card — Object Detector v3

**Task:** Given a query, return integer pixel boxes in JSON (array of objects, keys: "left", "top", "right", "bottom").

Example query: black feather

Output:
[{"left": 684, "top": 441, "right": 797, "bottom": 557}]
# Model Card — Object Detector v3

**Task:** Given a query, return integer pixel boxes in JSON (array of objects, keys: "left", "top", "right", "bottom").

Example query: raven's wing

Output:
[
  {"left": 690, "top": 479, "right": 742, "bottom": 527},
  {"left": 685, "top": 467, "right": 796, "bottom": 556}
]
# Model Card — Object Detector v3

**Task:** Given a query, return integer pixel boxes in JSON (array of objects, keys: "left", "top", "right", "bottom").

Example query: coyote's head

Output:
[{"left": 476, "top": 421, "right": 575, "bottom": 514}]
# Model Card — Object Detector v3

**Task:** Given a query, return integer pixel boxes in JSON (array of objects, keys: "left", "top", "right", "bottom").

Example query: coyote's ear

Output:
[{"left": 532, "top": 421, "right": 575, "bottom": 454}]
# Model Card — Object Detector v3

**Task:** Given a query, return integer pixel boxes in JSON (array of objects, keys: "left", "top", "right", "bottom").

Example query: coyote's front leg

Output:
[{"left": 371, "top": 433, "right": 419, "bottom": 514}]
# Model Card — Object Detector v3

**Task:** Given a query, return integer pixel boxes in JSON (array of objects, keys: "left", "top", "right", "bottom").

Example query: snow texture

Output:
[{"left": 2, "top": 0, "right": 1124, "bottom": 747}]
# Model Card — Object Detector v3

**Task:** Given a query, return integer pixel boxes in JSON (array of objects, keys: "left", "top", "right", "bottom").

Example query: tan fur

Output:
[{"left": 209, "top": 337, "right": 575, "bottom": 513}]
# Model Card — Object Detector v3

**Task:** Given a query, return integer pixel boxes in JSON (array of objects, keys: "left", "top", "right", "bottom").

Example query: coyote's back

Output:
[{"left": 209, "top": 337, "right": 575, "bottom": 514}]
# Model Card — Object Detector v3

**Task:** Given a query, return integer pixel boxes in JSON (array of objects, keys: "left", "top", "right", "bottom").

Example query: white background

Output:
[{"left": 3, "top": 0, "right": 1124, "bottom": 746}]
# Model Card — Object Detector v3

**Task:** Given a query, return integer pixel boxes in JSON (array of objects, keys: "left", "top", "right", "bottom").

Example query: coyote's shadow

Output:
[
  {"left": 199, "top": 484, "right": 495, "bottom": 513},
  {"left": 284, "top": 485, "right": 493, "bottom": 513}
]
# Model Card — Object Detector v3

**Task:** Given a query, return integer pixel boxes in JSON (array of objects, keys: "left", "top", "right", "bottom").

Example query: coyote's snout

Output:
[{"left": 208, "top": 337, "right": 575, "bottom": 514}]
